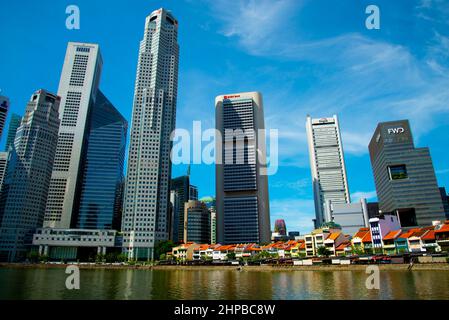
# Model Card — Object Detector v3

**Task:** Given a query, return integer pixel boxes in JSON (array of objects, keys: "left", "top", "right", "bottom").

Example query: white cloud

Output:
[
  {"left": 350, "top": 190, "right": 378, "bottom": 202},
  {"left": 270, "top": 198, "right": 315, "bottom": 234}
]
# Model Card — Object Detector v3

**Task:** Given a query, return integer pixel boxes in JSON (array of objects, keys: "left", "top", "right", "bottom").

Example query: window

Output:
[{"left": 388, "top": 164, "right": 408, "bottom": 180}]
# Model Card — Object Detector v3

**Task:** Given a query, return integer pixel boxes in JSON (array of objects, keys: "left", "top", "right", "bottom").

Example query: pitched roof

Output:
[
  {"left": 353, "top": 228, "right": 370, "bottom": 239},
  {"left": 436, "top": 223, "right": 449, "bottom": 234},
  {"left": 383, "top": 230, "right": 402, "bottom": 241},
  {"left": 398, "top": 228, "right": 421, "bottom": 239},
  {"left": 336, "top": 242, "right": 351, "bottom": 251},
  {"left": 328, "top": 232, "right": 341, "bottom": 241},
  {"left": 421, "top": 230, "right": 435, "bottom": 241},
  {"left": 362, "top": 232, "right": 372, "bottom": 243}
]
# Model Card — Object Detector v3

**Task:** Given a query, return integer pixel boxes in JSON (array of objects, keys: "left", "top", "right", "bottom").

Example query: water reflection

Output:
[{"left": 0, "top": 268, "right": 448, "bottom": 300}]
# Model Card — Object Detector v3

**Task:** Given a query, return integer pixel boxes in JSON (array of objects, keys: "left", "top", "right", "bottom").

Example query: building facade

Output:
[
  {"left": 44, "top": 42, "right": 104, "bottom": 229},
  {"left": 368, "top": 120, "right": 445, "bottom": 227},
  {"left": 306, "top": 115, "right": 350, "bottom": 228},
  {"left": 439, "top": 187, "right": 449, "bottom": 219},
  {"left": 183, "top": 200, "right": 211, "bottom": 244},
  {"left": 121, "top": 8, "right": 179, "bottom": 260},
  {"left": 0, "top": 90, "right": 60, "bottom": 262},
  {"left": 215, "top": 92, "right": 270, "bottom": 244},
  {"left": 4, "top": 113, "right": 21, "bottom": 151},
  {"left": 0, "top": 96, "right": 9, "bottom": 139},
  {"left": 170, "top": 175, "right": 197, "bottom": 243},
  {"left": 76, "top": 91, "right": 127, "bottom": 230},
  {"left": 324, "top": 198, "right": 369, "bottom": 236},
  {"left": 274, "top": 219, "right": 287, "bottom": 236},
  {"left": 0, "top": 152, "right": 8, "bottom": 190}
]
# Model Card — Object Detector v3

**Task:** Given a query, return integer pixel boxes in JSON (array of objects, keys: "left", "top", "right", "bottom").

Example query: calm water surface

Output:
[{"left": 0, "top": 268, "right": 448, "bottom": 300}]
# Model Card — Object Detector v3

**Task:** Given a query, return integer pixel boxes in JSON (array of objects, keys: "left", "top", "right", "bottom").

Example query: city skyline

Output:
[{"left": 1, "top": 0, "right": 449, "bottom": 234}]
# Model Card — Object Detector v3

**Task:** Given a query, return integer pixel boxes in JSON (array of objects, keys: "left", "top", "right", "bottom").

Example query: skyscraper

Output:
[
  {"left": 274, "top": 219, "right": 287, "bottom": 236},
  {"left": 44, "top": 42, "right": 103, "bottom": 229},
  {"left": 0, "top": 152, "right": 8, "bottom": 189},
  {"left": 306, "top": 115, "right": 350, "bottom": 228},
  {"left": 0, "top": 90, "right": 60, "bottom": 262},
  {"left": 183, "top": 200, "right": 211, "bottom": 244},
  {"left": 4, "top": 113, "right": 22, "bottom": 151},
  {"left": 0, "top": 96, "right": 9, "bottom": 139},
  {"left": 369, "top": 120, "right": 445, "bottom": 227},
  {"left": 122, "top": 8, "right": 179, "bottom": 260},
  {"left": 215, "top": 92, "right": 270, "bottom": 245},
  {"left": 170, "top": 175, "right": 197, "bottom": 243},
  {"left": 76, "top": 91, "right": 127, "bottom": 230}
]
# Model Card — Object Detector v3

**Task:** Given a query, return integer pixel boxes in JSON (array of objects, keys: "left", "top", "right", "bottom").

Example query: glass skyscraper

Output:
[
  {"left": 369, "top": 120, "right": 445, "bottom": 227},
  {"left": 0, "top": 96, "right": 9, "bottom": 139},
  {"left": 76, "top": 91, "right": 127, "bottom": 230},
  {"left": 215, "top": 92, "right": 270, "bottom": 245},
  {"left": 122, "top": 8, "right": 179, "bottom": 260},
  {"left": 4, "top": 113, "right": 22, "bottom": 151}
]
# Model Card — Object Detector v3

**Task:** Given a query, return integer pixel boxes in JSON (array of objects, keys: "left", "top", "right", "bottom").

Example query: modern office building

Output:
[
  {"left": 439, "top": 187, "right": 449, "bottom": 219},
  {"left": 0, "top": 152, "right": 8, "bottom": 190},
  {"left": 183, "top": 200, "right": 210, "bottom": 244},
  {"left": 75, "top": 91, "right": 127, "bottom": 230},
  {"left": 369, "top": 120, "right": 445, "bottom": 227},
  {"left": 215, "top": 92, "right": 270, "bottom": 244},
  {"left": 324, "top": 198, "right": 370, "bottom": 235},
  {"left": 0, "top": 96, "right": 9, "bottom": 139},
  {"left": 170, "top": 175, "right": 198, "bottom": 243},
  {"left": 306, "top": 115, "right": 351, "bottom": 229},
  {"left": 121, "top": 8, "right": 179, "bottom": 260},
  {"left": 44, "top": 42, "right": 104, "bottom": 229},
  {"left": 274, "top": 219, "right": 287, "bottom": 236},
  {"left": 201, "top": 196, "right": 217, "bottom": 244},
  {"left": 4, "top": 113, "right": 22, "bottom": 151},
  {"left": 0, "top": 90, "right": 60, "bottom": 262},
  {"left": 367, "top": 202, "right": 380, "bottom": 219}
]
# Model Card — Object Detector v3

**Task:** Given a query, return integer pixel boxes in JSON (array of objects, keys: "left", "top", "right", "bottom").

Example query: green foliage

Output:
[
  {"left": 154, "top": 240, "right": 176, "bottom": 260},
  {"left": 320, "top": 221, "right": 342, "bottom": 229},
  {"left": 317, "top": 246, "right": 331, "bottom": 257},
  {"left": 95, "top": 254, "right": 106, "bottom": 263},
  {"left": 159, "top": 253, "right": 166, "bottom": 261},
  {"left": 351, "top": 245, "right": 365, "bottom": 256},
  {"left": 226, "top": 252, "right": 236, "bottom": 260},
  {"left": 26, "top": 251, "right": 40, "bottom": 263}
]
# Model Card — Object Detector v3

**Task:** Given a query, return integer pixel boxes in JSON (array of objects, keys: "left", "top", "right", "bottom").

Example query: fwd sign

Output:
[{"left": 388, "top": 127, "right": 404, "bottom": 135}]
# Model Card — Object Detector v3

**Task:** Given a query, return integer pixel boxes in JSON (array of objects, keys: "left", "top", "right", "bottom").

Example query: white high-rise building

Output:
[
  {"left": 306, "top": 115, "right": 350, "bottom": 228},
  {"left": 122, "top": 8, "right": 179, "bottom": 260},
  {"left": 44, "top": 42, "right": 103, "bottom": 229},
  {"left": 215, "top": 92, "right": 270, "bottom": 245},
  {"left": 0, "top": 90, "right": 60, "bottom": 262}
]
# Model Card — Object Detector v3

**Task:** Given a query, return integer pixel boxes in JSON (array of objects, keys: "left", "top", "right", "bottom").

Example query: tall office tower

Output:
[
  {"left": 4, "top": 113, "right": 22, "bottom": 151},
  {"left": 122, "top": 8, "right": 179, "bottom": 260},
  {"left": 306, "top": 115, "right": 351, "bottom": 229},
  {"left": 44, "top": 42, "right": 103, "bottom": 229},
  {"left": 0, "top": 96, "right": 9, "bottom": 139},
  {"left": 274, "top": 219, "right": 287, "bottom": 236},
  {"left": 215, "top": 92, "right": 270, "bottom": 245},
  {"left": 0, "top": 152, "right": 8, "bottom": 188},
  {"left": 76, "top": 91, "right": 127, "bottom": 230},
  {"left": 201, "top": 196, "right": 217, "bottom": 244},
  {"left": 439, "top": 187, "right": 449, "bottom": 219},
  {"left": 170, "top": 175, "right": 197, "bottom": 243},
  {"left": 0, "top": 90, "right": 60, "bottom": 262},
  {"left": 183, "top": 200, "right": 211, "bottom": 244},
  {"left": 369, "top": 120, "right": 445, "bottom": 227}
]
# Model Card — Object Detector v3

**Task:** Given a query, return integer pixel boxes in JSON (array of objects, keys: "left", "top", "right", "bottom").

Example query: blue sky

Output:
[{"left": 1, "top": 0, "right": 449, "bottom": 234}]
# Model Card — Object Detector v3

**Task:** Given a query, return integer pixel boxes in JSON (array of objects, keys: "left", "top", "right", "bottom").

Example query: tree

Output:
[
  {"left": 351, "top": 245, "right": 365, "bottom": 256},
  {"left": 159, "top": 253, "right": 166, "bottom": 261},
  {"left": 154, "top": 240, "right": 176, "bottom": 260},
  {"left": 226, "top": 252, "right": 236, "bottom": 260},
  {"left": 317, "top": 246, "right": 331, "bottom": 257}
]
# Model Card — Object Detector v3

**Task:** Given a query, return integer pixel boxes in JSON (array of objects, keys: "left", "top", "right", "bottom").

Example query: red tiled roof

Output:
[
  {"left": 421, "top": 230, "right": 435, "bottom": 241},
  {"left": 353, "top": 228, "right": 370, "bottom": 239},
  {"left": 328, "top": 232, "right": 341, "bottom": 241},
  {"left": 399, "top": 228, "right": 421, "bottom": 239},
  {"left": 435, "top": 223, "right": 449, "bottom": 234},
  {"left": 336, "top": 242, "right": 350, "bottom": 251},
  {"left": 362, "top": 232, "right": 372, "bottom": 243},
  {"left": 383, "top": 230, "right": 402, "bottom": 241}
]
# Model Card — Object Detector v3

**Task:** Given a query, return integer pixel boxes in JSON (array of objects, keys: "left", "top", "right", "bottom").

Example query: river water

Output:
[{"left": 1, "top": 267, "right": 448, "bottom": 300}]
